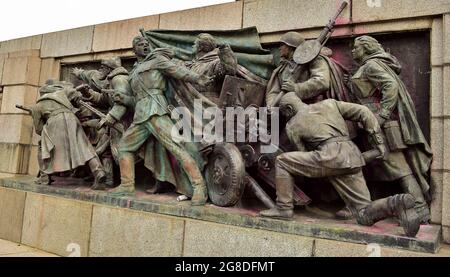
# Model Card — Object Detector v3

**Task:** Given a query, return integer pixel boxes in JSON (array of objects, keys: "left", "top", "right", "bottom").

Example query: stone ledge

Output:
[{"left": 0, "top": 175, "right": 441, "bottom": 254}]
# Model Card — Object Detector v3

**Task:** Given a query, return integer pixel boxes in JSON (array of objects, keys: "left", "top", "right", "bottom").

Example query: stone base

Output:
[{"left": 0, "top": 175, "right": 444, "bottom": 256}]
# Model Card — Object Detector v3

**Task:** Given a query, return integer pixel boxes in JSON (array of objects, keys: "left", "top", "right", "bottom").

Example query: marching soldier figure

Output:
[{"left": 349, "top": 36, "right": 432, "bottom": 223}]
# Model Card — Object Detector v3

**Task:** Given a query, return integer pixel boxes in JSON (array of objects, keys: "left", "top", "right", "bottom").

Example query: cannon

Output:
[{"left": 204, "top": 75, "right": 311, "bottom": 208}]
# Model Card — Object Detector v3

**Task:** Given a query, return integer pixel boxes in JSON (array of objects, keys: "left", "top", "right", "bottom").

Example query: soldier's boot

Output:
[
  {"left": 400, "top": 174, "right": 430, "bottom": 224},
  {"left": 260, "top": 177, "right": 294, "bottom": 220},
  {"left": 191, "top": 184, "right": 207, "bottom": 206},
  {"left": 358, "top": 194, "right": 420, "bottom": 237},
  {"left": 35, "top": 172, "right": 51, "bottom": 185},
  {"left": 88, "top": 158, "right": 107, "bottom": 191},
  {"left": 102, "top": 157, "right": 114, "bottom": 187},
  {"left": 259, "top": 208, "right": 293, "bottom": 219},
  {"left": 109, "top": 154, "right": 135, "bottom": 195},
  {"left": 335, "top": 206, "right": 354, "bottom": 220}
]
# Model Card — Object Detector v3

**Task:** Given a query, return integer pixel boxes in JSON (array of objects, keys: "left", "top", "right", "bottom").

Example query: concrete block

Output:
[
  {"left": 0, "top": 250, "right": 59, "bottom": 257},
  {"left": 430, "top": 118, "right": 443, "bottom": 170},
  {"left": 0, "top": 239, "right": 33, "bottom": 255},
  {"left": 260, "top": 25, "right": 352, "bottom": 44},
  {"left": 1, "top": 54, "right": 41, "bottom": 86},
  {"left": 0, "top": 187, "right": 26, "bottom": 243},
  {"left": 430, "top": 171, "right": 443, "bottom": 224},
  {"left": 243, "top": 0, "right": 350, "bottom": 34},
  {"left": 89, "top": 205, "right": 184, "bottom": 257},
  {"left": 354, "top": 18, "right": 432, "bottom": 36},
  {"left": 93, "top": 15, "right": 159, "bottom": 52},
  {"left": 431, "top": 66, "right": 443, "bottom": 118},
  {"left": 0, "top": 35, "right": 42, "bottom": 54},
  {"left": 0, "top": 85, "right": 39, "bottom": 114},
  {"left": 8, "top": 49, "right": 40, "bottom": 58},
  {"left": 443, "top": 66, "right": 450, "bottom": 117},
  {"left": 183, "top": 220, "right": 313, "bottom": 257},
  {"left": 0, "top": 173, "right": 18, "bottom": 179},
  {"left": 60, "top": 54, "right": 94, "bottom": 64},
  {"left": 314, "top": 238, "right": 433, "bottom": 257},
  {"left": 432, "top": 18, "right": 443, "bottom": 66},
  {"left": 41, "top": 27, "right": 94, "bottom": 58},
  {"left": 444, "top": 119, "right": 450, "bottom": 171},
  {"left": 0, "top": 115, "right": 33, "bottom": 145},
  {"left": 21, "top": 193, "right": 93, "bottom": 257},
  {"left": 444, "top": 226, "right": 450, "bottom": 244},
  {"left": 352, "top": 0, "right": 450, "bottom": 23},
  {"left": 442, "top": 172, "right": 450, "bottom": 226},
  {"left": 444, "top": 14, "right": 450, "bottom": 64},
  {"left": 93, "top": 50, "right": 135, "bottom": 61},
  {"left": 28, "top": 146, "right": 39, "bottom": 176},
  {"left": 0, "top": 143, "right": 31, "bottom": 175},
  {"left": 160, "top": 1, "right": 243, "bottom": 30},
  {"left": 39, "top": 58, "right": 61, "bottom": 86},
  {"left": 0, "top": 54, "right": 6, "bottom": 84}
]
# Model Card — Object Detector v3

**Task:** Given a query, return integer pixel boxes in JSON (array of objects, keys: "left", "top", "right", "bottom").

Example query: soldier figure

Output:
[
  {"left": 266, "top": 32, "right": 331, "bottom": 107},
  {"left": 78, "top": 57, "right": 133, "bottom": 186},
  {"left": 350, "top": 36, "right": 432, "bottom": 223},
  {"left": 110, "top": 36, "right": 212, "bottom": 206},
  {"left": 259, "top": 92, "right": 421, "bottom": 238},
  {"left": 186, "top": 33, "right": 238, "bottom": 105},
  {"left": 31, "top": 80, "right": 107, "bottom": 190}
]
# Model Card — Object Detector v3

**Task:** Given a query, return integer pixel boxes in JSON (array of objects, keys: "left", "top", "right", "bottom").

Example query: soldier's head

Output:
[
  {"left": 193, "top": 33, "right": 217, "bottom": 55},
  {"left": 39, "top": 79, "right": 73, "bottom": 95},
  {"left": 132, "top": 36, "right": 150, "bottom": 58},
  {"left": 99, "top": 57, "right": 121, "bottom": 79},
  {"left": 279, "top": 92, "right": 307, "bottom": 119},
  {"left": 279, "top": 32, "right": 305, "bottom": 60},
  {"left": 352, "top": 36, "right": 384, "bottom": 63}
]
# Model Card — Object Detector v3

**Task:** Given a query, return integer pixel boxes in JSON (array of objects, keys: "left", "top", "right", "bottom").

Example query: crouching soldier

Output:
[{"left": 259, "top": 92, "right": 421, "bottom": 237}]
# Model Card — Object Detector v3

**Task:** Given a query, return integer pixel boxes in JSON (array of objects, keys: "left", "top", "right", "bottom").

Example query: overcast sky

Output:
[{"left": 0, "top": 0, "right": 235, "bottom": 41}]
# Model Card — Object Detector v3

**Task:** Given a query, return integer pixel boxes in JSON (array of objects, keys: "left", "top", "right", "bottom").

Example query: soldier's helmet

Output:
[
  {"left": 101, "top": 57, "right": 122, "bottom": 69},
  {"left": 279, "top": 32, "right": 305, "bottom": 48}
]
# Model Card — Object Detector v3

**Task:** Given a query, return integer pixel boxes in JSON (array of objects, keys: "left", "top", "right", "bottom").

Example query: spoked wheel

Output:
[{"left": 205, "top": 143, "right": 246, "bottom": 207}]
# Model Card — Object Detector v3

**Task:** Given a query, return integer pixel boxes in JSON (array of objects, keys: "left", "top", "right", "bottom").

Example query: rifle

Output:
[
  {"left": 294, "top": 1, "right": 348, "bottom": 65},
  {"left": 78, "top": 100, "right": 125, "bottom": 133},
  {"left": 270, "top": 1, "right": 348, "bottom": 108},
  {"left": 15, "top": 104, "right": 32, "bottom": 114}
]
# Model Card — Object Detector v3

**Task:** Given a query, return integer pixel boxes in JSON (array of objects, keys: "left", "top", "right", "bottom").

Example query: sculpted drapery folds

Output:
[
  {"left": 111, "top": 36, "right": 213, "bottom": 206},
  {"left": 350, "top": 35, "right": 433, "bottom": 223},
  {"left": 31, "top": 80, "right": 107, "bottom": 190}
]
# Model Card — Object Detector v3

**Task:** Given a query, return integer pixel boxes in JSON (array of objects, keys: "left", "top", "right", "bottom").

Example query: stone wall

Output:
[
  {"left": 1, "top": 185, "right": 449, "bottom": 257},
  {"left": 0, "top": 0, "right": 449, "bottom": 243}
]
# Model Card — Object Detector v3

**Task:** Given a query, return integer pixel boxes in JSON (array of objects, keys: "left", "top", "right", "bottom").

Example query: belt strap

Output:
[{"left": 310, "top": 136, "right": 351, "bottom": 148}]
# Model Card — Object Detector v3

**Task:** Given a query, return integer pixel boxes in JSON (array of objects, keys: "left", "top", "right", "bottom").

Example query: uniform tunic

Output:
[
  {"left": 276, "top": 99, "right": 380, "bottom": 211},
  {"left": 31, "top": 88, "right": 96, "bottom": 174}
]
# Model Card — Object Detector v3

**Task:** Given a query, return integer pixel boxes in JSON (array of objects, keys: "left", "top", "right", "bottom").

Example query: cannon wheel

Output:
[{"left": 205, "top": 143, "right": 246, "bottom": 207}]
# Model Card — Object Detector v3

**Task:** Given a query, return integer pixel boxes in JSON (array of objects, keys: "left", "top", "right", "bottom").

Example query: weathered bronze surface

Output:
[{"left": 25, "top": 1, "right": 434, "bottom": 239}]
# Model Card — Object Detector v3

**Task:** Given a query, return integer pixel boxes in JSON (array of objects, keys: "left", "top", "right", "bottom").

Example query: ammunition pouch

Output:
[{"left": 382, "top": 120, "right": 407, "bottom": 151}]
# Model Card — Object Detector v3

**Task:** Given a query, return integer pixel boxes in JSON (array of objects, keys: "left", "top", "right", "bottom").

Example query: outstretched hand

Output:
[
  {"left": 281, "top": 80, "right": 296, "bottom": 92},
  {"left": 72, "top": 67, "right": 84, "bottom": 78},
  {"left": 75, "top": 84, "right": 92, "bottom": 98},
  {"left": 197, "top": 75, "right": 214, "bottom": 87}
]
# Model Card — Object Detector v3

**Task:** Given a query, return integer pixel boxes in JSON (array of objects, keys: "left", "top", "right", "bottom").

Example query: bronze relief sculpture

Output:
[{"left": 24, "top": 2, "right": 434, "bottom": 239}]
